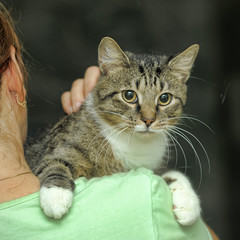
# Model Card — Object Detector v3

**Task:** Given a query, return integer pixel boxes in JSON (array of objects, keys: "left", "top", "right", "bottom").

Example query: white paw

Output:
[
  {"left": 163, "top": 171, "right": 201, "bottom": 225},
  {"left": 40, "top": 186, "right": 73, "bottom": 219}
]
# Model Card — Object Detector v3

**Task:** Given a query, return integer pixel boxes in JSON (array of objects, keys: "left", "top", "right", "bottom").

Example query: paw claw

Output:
[
  {"left": 170, "top": 185, "right": 201, "bottom": 225},
  {"left": 163, "top": 171, "right": 201, "bottom": 226}
]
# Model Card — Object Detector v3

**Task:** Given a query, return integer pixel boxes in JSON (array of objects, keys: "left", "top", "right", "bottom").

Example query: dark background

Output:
[{"left": 4, "top": 0, "right": 240, "bottom": 239}]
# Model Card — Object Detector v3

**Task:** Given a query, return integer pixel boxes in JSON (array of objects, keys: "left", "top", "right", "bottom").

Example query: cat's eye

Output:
[
  {"left": 122, "top": 90, "right": 138, "bottom": 103},
  {"left": 158, "top": 93, "right": 172, "bottom": 106}
]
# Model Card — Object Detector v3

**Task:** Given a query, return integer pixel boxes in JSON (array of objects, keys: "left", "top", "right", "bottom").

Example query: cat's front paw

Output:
[
  {"left": 170, "top": 181, "right": 200, "bottom": 225},
  {"left": 40, "top": 186, "right": 73, "bottom": 219},
  {"left": 163, "top": 171, "right": 201, "bottom": 226}
]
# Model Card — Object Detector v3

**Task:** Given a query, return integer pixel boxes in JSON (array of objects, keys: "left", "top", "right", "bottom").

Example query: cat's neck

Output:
[{"left": 104, "top": 127, "right": 167, "bottom": 171}]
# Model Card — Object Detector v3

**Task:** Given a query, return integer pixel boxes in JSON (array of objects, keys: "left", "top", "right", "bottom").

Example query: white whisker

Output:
[
  {"left": 94, "top": 124, "right": 125, "bottom": 167},
  {"left": 169, "top": 127, "right": 204, "bottom": 190},
  {"left": 164, "top": 129, "right": 188, "bottom": 174},
  {"left": 175, "top": 114, "right": 215, "bottom": 134},
  {"left": 174, "top": 126, "right": 211, "bottom": 174},
  {"left": 164, "top": 130, "right": 179, "bottom": 170},
  {"left": 160, "top": 129, "right": 172, "bottom": 171},
  {"left": 104, "top": 126, "right": 129, "bottom": 169}
]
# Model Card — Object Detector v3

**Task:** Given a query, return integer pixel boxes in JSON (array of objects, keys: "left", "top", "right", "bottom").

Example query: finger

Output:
[
  {"left": 61, "top": 91, "right": 73, "bottom": 114},
  {"left": 71, "top": 78, "right": 85, "bottom": 112},
  {"left": 83, "top": 66, "right": 100, "bottom": 96}
]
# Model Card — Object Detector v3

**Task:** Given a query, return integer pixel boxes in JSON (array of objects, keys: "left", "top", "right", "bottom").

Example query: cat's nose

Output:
[{"left": 141, "top": 118, "right": 155, "bottom": 127}]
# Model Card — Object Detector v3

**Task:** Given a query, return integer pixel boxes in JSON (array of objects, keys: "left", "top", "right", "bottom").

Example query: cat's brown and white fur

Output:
[{"left": 27, "top": 37, "right": 200, "bottom": 224}]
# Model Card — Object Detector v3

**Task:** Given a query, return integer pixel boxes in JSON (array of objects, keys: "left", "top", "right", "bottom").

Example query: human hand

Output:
[{"left": 61, "top": 66, "right": 100, "bottom": 114}]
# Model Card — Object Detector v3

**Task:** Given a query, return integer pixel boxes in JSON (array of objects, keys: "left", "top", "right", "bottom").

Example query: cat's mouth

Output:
[
  {"left": 137, "top": 132, "right": 155, "bottom": 137},
  {"left": 135, "top": 128, "right": 157, "bottom": 135},
  {"left": 134, "top": 124, "right": 166, "bottom": 137}
]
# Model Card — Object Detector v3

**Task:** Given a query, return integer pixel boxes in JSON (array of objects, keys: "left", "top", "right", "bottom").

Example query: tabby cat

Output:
[{"left": 27, "top": 37, "right": 201, "bottom": 225}]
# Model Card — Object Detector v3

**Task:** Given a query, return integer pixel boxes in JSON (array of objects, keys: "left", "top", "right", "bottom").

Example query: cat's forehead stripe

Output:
[
  {"left": 136, "top": 79, "right": 140, "bottom": 89},
  {"left": 132, "top": 55, "right": 169, "bottom": 91},
  {"left": 153, "top": 77, "right": 157, "bottom": 86},
  {"left": 138, "top": 65, "right": 145, "bottom": 74},
  {"left": 144, "top": 74, "right": 148, "bottom": 86},
  {"left": 160, "top": 81, "right": 164, "bottom": 90},
  {"left": 156, "top": 67, "right": 162, "bottom": 76},
  {"left": 137, "top": 64, "right": 164, "bottom": 90}
]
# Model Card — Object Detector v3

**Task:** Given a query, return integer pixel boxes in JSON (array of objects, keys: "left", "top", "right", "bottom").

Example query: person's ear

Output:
[{"left": 6, "top": 46, "right": 26, "bottom": 102}]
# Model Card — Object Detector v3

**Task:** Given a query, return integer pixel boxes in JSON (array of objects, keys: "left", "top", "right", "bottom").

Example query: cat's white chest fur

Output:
[{"left": 105, "top": 129, "right": 167, "bottom": 170}]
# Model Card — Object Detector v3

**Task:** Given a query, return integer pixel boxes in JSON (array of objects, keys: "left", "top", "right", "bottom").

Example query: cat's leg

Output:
[
  {"left": 35, "top": 158, "right": 76, "bottom": 219},
  {"left": 162, "top": 170, "right": 201, "bottom": 225}
]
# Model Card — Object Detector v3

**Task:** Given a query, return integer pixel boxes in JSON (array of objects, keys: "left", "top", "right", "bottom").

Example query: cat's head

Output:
[{"left": 93, "top": 37, "right": 199, "bottom": 136}]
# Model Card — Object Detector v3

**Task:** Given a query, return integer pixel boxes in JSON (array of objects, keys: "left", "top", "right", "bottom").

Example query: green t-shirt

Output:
[{"left": 0, "top": 168, "right": 212, "bottom": 240}]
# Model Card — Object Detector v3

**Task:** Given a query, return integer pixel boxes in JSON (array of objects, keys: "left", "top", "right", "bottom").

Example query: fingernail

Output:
[
  {"left": 68, "top": 106, "right": 73, "bottom": 114},
  {"left": 74, "top": 102, "right": 82, "bottom": 112}
]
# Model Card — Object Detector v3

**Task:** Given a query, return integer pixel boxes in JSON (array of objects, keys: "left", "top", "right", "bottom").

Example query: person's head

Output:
[{"left": 0, "top": 3, "right": 28, "bottom": 143}]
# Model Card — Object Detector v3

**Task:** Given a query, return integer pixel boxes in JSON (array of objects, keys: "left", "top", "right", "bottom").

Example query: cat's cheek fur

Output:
[
  {"left": 162, "top": 171, "right": 201, "bottom": 225},
  {"left": 40, "top": 186, "right": 73, "bottom": 219}
]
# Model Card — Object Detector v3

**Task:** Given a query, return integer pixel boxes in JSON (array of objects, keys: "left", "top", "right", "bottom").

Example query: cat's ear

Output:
[
  {"left": 98, "top": 37, "right": 130, "bottom": 75},
  {"left": 168, "top": 44, "right": 199, "bottom": 82}
]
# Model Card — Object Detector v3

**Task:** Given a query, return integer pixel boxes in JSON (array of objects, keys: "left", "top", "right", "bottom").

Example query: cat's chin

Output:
[{"left": 135, "top": 130, "right": 158, "bottom": 137}]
